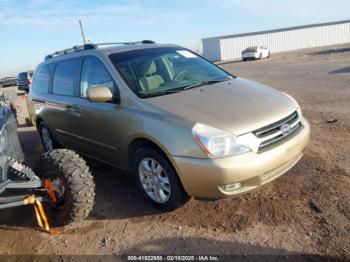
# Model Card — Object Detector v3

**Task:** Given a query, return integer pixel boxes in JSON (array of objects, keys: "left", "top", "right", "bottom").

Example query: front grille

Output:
[
  {"left": 253, "top": 111, "right": 299, "bottom": 138},
  {"left": 253, "top": 111, "right": 302, "bottom": 152}
]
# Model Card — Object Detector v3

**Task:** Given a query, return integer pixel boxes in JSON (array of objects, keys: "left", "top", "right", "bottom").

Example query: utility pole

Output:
[{"left": 79, "top": 19, "right": 86, "bottom": 44}]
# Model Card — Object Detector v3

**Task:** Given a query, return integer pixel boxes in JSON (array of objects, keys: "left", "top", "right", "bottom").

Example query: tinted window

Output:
[
  {"left": 18, "top": 72, "right": 27, "bottom": 80},
  {"left": 52, "top": 59, "right": 80, "bottom": 96},
  {"left": 80, "top": 57, "right": 114, "bottom": 98},
  {"left": 32, "top": 64, "right": 54, "bottom": 93}
]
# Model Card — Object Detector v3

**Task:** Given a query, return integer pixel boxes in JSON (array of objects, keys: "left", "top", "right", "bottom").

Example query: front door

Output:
[{"left": 73, "top": 56, "right": 123, "bottom": 166}]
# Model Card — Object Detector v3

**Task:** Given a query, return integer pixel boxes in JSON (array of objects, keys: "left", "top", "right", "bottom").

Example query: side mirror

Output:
[{"left": 87, "top": 85, "right": 113, "bottom": 103}]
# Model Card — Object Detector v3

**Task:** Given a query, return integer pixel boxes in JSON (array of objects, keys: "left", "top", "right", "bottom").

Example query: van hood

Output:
[{"left": 145, "top": 77, "right": 298, "bottom": 135}]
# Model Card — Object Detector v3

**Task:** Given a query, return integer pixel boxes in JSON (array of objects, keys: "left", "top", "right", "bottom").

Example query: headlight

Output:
[
  {"left": 192, "top": 123, "right": 251, "bottom": 158},
  {"left": 0, "top": 128, "right": 8, "bottom": 154}
]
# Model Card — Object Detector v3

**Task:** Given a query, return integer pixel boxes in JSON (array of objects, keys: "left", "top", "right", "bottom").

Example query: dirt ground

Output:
[{"left": 0, "top": 44, "right": 349, "bottom": 260}]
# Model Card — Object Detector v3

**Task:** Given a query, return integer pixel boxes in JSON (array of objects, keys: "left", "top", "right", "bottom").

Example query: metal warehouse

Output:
[{"left": 202, "top": 20, "right": 350, "bottom": 61}]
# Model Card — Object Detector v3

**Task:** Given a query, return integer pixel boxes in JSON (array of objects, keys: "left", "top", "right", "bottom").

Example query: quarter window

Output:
[
  {"left": 52, "top": 59, "right": 80, "bottom": 96},
  {"left": 80, "top": 57, "right": 114, "bottom": 98},
  {"left": 32, "top": 63, "right": 54, "bottom": 93}
]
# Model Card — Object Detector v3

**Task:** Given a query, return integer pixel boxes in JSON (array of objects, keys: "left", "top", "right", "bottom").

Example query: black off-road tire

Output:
[
  {"left": 132, "top": 147, "right": 189, "bottom": 212},
  {"left": 35, "top": 149, "right": 95, "bottom": 226}
]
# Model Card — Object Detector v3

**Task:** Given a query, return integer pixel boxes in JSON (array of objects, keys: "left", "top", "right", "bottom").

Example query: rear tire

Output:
[
  {"left": 35, "top": 149, "right": 95, "bottom": 226},
  {"left": 132, "top": 147, "right": 189, "bottom": 212}
]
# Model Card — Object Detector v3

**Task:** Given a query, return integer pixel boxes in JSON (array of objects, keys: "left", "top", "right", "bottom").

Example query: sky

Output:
[{"left": 0, "top": 0, "right": 349, "bottom": 77}]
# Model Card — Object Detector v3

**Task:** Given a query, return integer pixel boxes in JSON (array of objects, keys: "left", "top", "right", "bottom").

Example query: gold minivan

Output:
[{"left": 29, "top": 41, "right": 310, "bottom": 211}]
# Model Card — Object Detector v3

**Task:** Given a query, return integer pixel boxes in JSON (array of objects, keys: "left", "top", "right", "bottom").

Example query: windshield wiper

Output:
[
  {"left": 183, "top": 78, "right": 230, "bottom": 90},
  {"left": 138, "top": 78, "right": 230, "bottom": 98},
  {"left": 138, "top": 89, "right": 182, "bottom": 98}
]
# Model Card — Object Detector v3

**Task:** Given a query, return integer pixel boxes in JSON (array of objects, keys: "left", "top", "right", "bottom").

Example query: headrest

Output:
[{"left": 139, "top": 60, "right": 157, "bottom": 76}]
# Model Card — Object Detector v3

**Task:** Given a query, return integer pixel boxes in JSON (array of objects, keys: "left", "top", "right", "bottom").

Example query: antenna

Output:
[{"left": 79, "top": 19, "right": 86, "bottom": 44}]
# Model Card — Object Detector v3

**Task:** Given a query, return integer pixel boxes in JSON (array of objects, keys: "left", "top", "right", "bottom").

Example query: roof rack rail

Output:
[
  {"left": 45, "top": 43, "right": 97, "bottom": 60},
  {"left": 44, "top": 40, "right": 155, "bottom": 60},
  {"left": 95, "top": 40, "right": 156, "bottom": 46}
]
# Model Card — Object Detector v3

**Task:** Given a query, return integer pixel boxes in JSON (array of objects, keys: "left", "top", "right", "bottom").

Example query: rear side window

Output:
[
  {"left": 80, "top": 57, "right": 114, "bottom": 98},
  {"left": 52, "top": 59, "right": 80, "bottom": 96},
  {"left": 32, "top": 64, "right": 54, "bottom": 94}
]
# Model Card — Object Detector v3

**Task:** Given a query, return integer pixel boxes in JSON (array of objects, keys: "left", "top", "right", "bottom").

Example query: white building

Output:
[{"left": 202, "top": 20, "right": 350, "bottom": 61}]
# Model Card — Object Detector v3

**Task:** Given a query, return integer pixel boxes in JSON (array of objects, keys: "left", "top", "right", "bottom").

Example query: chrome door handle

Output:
[{"left": 65, "top": 105, "right": 81, "bottom": 116}]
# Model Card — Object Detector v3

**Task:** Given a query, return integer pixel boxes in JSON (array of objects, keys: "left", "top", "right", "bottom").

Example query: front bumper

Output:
[{"left": 172, "top": 118, "right": 310, "bottom": 199}]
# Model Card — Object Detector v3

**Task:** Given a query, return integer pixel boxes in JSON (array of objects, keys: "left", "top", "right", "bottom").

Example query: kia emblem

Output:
[{"left": 280, "top": 124, "right": 292, "bottom": 135}]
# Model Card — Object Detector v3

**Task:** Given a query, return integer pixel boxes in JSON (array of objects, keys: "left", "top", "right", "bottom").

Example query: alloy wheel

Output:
[
  {"left": 138, "top": 157, "right": 171, "bottom": 203},
  {"left": 41, "top": 126, "right": 53, "bottom": 151}
]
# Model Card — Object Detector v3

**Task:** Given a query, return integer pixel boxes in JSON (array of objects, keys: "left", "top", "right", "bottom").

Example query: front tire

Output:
[
  {"left": 39, "top": 122, "right": 59, "bottom": 151},
  {"left": 132, "top": 147, "right": 189, "bottom": 211},
  {"left": 35, "top": 149, "right": 95, "bottom": 226}
]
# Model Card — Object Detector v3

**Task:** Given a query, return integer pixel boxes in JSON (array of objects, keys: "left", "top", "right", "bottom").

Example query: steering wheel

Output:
[{"left": 173, "top": 71, "right": 188, "bottom": 82}]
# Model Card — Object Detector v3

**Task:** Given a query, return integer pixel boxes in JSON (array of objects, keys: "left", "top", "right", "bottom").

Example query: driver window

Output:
[{"left": 80, "top": 57, "right": 114, "bottom": 98}]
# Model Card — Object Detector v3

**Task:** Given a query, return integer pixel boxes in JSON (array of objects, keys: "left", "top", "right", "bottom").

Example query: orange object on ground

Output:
[{"left": 23, "top": 194, "right": 61, "bottom": 234}]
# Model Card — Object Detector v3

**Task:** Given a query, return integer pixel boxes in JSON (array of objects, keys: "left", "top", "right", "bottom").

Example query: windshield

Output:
[{"left": 109, "top": 47, "right": 231, "bottom": 98}]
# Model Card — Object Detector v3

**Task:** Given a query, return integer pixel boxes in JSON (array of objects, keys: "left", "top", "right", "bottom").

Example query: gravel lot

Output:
[{"left": 0, "top": 45, "right": 349, "bottom": 260}]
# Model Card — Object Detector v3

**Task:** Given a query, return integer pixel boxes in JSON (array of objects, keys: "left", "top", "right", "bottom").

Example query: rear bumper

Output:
[
  {"left": 172, "top": 118, "right": 310, "bottom": 199},
  {"left": 18, "top": 85, "right": 29, "bottom": 91},
  {"left": 242, "top": 52, "right": 260, "bottom": 59}
]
